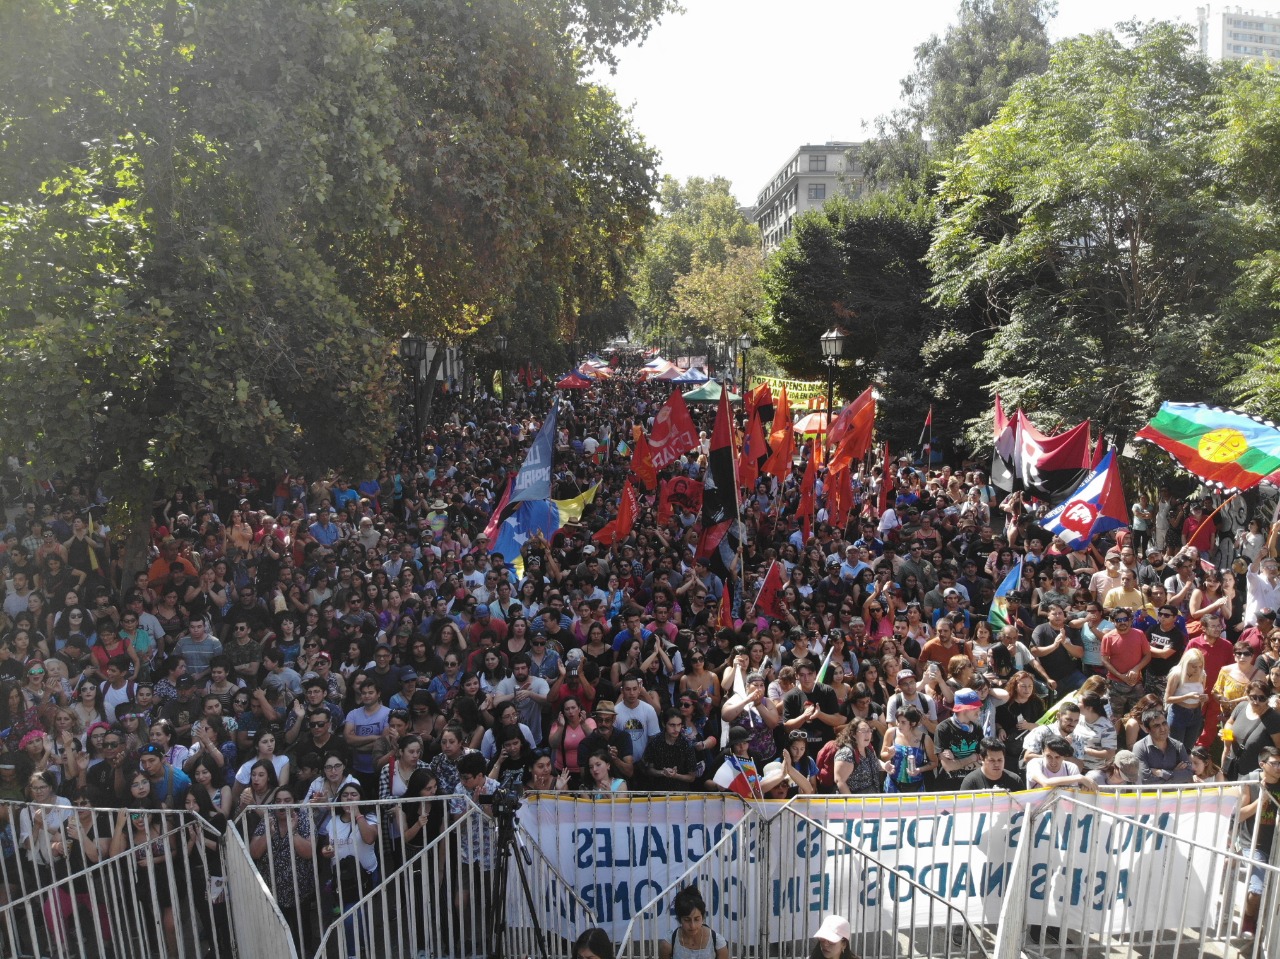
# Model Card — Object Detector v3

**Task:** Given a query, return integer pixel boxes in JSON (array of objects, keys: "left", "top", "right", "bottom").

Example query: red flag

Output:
[
  {"left": 631, "top": 427, "right": 657, "bottom": 490},
  {"left": 648, "top": 390, "right": 700, "bottom": 470},
  {"left": 657, "top": 476, "right": 703, "bottom": 525},
  {"left": 717, "top": 588, "right": 735, "bottom": 631},
  {"left": 750, "top": 560, "right": 786, "bottom": 619},
  {"left": 828, "top": 387, "right": 875, "bottom": 446},
  {"left": 739, "top": 407, "right": 768, "bottom": 492},
  {"left": 1092, "top": 431, "right": 1107, "bottom": 468},
  {"left": 482, "top": 475, "right": 514, "bottom": 543},
  {"left": 828, "top": 457, "right": 853, "bottom": 532},
  {"left": 797, "top": 442, "right": 818, "bottom": 541},
  {"left": 994, "top": 394, "right": 1009, "bottom": 437},
  {"left": 593, "top": 480, "right": 639, "bottom": 544},
  {"left": 827, "top": 395, "right": 875, "bottom": 470},
  {"left": 877, "top": 441, "right": 892, "bottom": 515}
]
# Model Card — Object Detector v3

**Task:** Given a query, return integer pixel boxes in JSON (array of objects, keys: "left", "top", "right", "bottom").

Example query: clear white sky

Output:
[{"left": 592, "top": 0, "right": 1198, "bottom": 205}]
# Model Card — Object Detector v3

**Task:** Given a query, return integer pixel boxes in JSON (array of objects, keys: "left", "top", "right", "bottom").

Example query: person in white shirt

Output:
[
  {"left": 613, "top": 673, "right": 659, "bottom": 757},
  {"left": 1246, "top": 531, "right": 1280, "bottom": 626}
]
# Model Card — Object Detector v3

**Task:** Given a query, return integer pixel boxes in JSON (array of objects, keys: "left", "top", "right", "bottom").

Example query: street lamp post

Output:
[
  {"left": 400, "top": 332, "right": 428, "bottom": 438},
  {"left": 820, "top": 327, "right": 845, "bottom": 457},
  {"left": 495, "top": 333, "right": 510, "bottom": 403},
  {"left": 738, "top": 331, "right": 753, "bottom": 393}
]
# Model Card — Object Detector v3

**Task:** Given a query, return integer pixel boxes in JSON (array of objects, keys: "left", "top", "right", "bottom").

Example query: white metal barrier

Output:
[
  {"left": 235, "top": 792, "right": 596, "bottom": 959},
  {"left": 0, "top": 802, "right": 230, "bottom": 959},
  {"left": 223, "top": 825, "right": 298, "bottom": 959}
]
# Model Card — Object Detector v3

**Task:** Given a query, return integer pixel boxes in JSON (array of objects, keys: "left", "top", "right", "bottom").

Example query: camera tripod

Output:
[{"left": 485, "top": 801, "right": 550, "bottom": 959}]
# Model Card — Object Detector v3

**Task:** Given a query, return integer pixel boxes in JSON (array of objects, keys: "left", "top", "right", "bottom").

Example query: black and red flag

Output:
[
  {"left": 697, "top": 389, "right": 742, "bottom": 581},
  {"left": 992, "top": 396, "right": 1092, "bottom": 503}
]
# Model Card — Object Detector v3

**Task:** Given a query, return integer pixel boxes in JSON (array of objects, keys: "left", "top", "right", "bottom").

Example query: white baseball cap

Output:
[{"left": 815, "top": 914, "right": 851, "bottom": 943}]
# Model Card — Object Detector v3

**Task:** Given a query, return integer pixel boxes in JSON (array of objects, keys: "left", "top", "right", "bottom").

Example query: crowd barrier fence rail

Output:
[{"left": 6, "top": 784, "right": 1280, "bottom": 959}]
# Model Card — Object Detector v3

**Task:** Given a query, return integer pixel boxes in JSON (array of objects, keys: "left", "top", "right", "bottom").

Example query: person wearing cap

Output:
[
  {"left": 389, "top": 666, "right": 423, "bottom": 711},
  {"left": 959, "top": 739, "right": 1024, "bottom": 792},
  {"left": 810, "top": 914, "right": 855, "bottom": 959},
  {"left": 886, "top": 669, "right": 939, "bottom": 733},
  {"left": 137, "top": 742, "right": 192, "bottom": 808},
  {"left": 934, "top": 688, "right": 985, "bottom": 789},
  {"left": 1088, "top": 748, "right": 1141, "bottom": 786},
  {"left": 1088, "top": 552, "right": 1126, "bottom": 605},
  {"left": 576, "top": 700, "right": 635, "bottom": 782}
]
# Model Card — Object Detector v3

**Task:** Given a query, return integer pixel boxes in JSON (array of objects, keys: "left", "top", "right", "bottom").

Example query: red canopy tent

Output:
[{"left": 556, "top": 371, "right": 593, "bottom": 390}]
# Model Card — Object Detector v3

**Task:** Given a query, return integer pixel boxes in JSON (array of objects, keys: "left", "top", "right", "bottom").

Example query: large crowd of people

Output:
[{"left": 3, "top": 353, "right": 1280, "bottom": 950}]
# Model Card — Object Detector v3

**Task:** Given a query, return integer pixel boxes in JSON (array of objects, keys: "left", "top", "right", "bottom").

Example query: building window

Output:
[
  {"left": 807, "top": 184, "right": 826, "bottom": 201},
  {"left": 809, "top": 154, "right": 826, "bottom": 172}
]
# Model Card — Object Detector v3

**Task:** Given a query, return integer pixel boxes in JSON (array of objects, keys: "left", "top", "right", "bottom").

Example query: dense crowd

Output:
[{"left": 3, "top": 355, "right": 1280, "bottom": 950}]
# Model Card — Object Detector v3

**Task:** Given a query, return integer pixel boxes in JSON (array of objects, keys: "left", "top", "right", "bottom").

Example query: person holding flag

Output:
[{"left": 711, "top": 727, "right": 763, "bottom": 800}]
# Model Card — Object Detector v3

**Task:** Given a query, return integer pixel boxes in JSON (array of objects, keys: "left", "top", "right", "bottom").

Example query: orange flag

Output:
[
  {"left": 739, "top": 407, "right": 768, "bottom": 492},
  {"left": 828, "top": 387, "right": 875, "bottom": 446},
  {"left": 763, "top": 386, "right": 795, "bottom": 482}
]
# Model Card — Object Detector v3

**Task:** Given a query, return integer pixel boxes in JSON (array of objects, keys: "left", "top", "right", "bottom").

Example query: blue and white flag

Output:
[
  {"left": 1038, "top": 449, "right": 1129, "bottom": 549},
  {"left": 509, "top": 400, "right": 558, "bottom": 505},
  {"left": 491, "top": 485, "right": 598, "bottom": 579}
]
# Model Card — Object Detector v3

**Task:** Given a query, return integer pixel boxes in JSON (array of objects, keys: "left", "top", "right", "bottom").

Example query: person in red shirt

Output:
[
  {"left": 1182, "top": 504, "right": 1216, "bottom": 555},
  {"left": 1187, "top": 614, "right": 1235, "bottom": 746},
  {"left": 1101, "top": 608, "right": 1151, "bottom": 719}
]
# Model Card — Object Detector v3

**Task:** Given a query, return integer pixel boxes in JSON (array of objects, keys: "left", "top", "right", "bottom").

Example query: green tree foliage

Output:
[
  {"left": 0, "top": 0, "right": 401, "bottom": 545},
  {"left": 861, "top": 0, "right": 1056, "bottom": 191},
  {"left": 1216, "top": 67, "right": 1280, "bottom": 420},
  {"left": 350, "top": 2, "right": 660, "bottom": 347},
  {"left": 671, "top": 246, "right": 767, "bottom": 342},
  {"left": 0, "top": 0, "right": 672, "bottom": 553},
  {"left": 631, "top": 176, "right": 759, "bottom": 338},
  {"left": 927, "top": 22, "right": 1270, "bottom": 449},
  {"left": 760, "top": 195, "right": 985, "bottom": 447}
]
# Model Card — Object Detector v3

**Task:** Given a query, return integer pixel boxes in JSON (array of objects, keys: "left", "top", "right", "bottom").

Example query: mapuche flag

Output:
[
  {"left": 1136, "top": 402, "right": 1280, "bottom": 492},
  {"left": 697, "top": 389, "right": 742, "bottom": 580}
]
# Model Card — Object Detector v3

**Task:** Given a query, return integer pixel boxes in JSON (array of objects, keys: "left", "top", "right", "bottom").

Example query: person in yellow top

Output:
[{"left": 1103, "top": 569, "right": 1148, "bottom": 615}]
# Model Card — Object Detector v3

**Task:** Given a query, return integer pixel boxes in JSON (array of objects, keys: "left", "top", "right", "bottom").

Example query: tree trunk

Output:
[{"left": 421, "top": 348, "right": 447, "bottom": 429}]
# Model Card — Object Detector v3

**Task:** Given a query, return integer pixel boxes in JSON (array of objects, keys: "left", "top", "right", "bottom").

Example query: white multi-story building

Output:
[
  {"left": 1198, "top": 5, "right": 1280, "bottom": 61},
  {"left": 753, "top": 142, "right": 864, "bottom": 254}
]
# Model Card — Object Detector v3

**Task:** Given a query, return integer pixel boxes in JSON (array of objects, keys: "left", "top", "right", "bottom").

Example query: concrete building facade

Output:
[
  {"left": 1198, "top": 5, "right": 1280, "bottom": 61},
  {"left": 753, "top": 142, "right": 864, "bottom": 254}
]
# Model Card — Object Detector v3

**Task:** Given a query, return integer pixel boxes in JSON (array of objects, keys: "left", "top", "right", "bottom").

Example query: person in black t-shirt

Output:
[
  {"left": 781, "top": 659, "right": 840, "bottom": 758},
  {"left": 959, "top": 739, "right": 1024, "bottom": 791},
  {"left": 935, "top": 688, "right": 984, "bottom": 789},
  {"left": 1138, "top": 605, "right": 1186, "bottom": 696}
]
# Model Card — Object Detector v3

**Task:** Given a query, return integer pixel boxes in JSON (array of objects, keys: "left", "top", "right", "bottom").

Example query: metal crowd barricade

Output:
[
  {"left": 1012, "top": 782, "right": 1280, "bottom": 959},
  {"left": 614, "top": 805, "right": 762, "bottom": 959},
  {"left": 781, "top": 798, "right": 995, "bottom": 959},
  {"left": 0, "top": 801, "right": 229, "bottom": 959},
  {"left": 235, "top": 791, "right": 596, "bottom": 959},
  {"left": 223, "top": 825, "right": 297, "bottom": 959}
]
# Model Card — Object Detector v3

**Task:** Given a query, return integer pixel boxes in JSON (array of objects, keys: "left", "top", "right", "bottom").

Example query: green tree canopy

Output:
[
  {"left": 631, "top": 175, "right": 759, "bottom": 339},
  {"left": 759, "top": 195, "right": 986, "bottom": 448},
  {"left": 861, "top": 0, "right": 1056, "bottom": 192},
  {"left": 927, "top": 22, "right": 1271, "bottom": 449},
  {"left": 0, "top": 0, "right": 673, "bottom": 557}
]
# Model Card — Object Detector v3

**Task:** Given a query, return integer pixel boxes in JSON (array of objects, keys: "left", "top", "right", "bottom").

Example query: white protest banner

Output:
[{"left": 521, "top": 788, "right": 1240, "bottom": 942}]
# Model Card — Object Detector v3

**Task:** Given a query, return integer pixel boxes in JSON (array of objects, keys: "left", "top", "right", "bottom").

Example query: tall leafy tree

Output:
[
  {"left": 861, "top": 0, "right": 1056, "bottom": 191},
  {"left": 0, "top": 0, "right": 402, "bottom": 563},
  {"left": 631, "top": 176, "right": 759, "bottom": 339},
  {"left": 927, "top": 22, "right": 1267, "bottom": 448},
  {"left": 759, "top": 195, "right": 985, "bottom": 447}
]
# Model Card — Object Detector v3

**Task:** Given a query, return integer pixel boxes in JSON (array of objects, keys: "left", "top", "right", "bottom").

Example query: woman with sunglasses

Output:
[
  {"left": 20, "top": 659, "right": 60, "bottom": 712},
  {"left": 1224, "top": 679, "right": 1280, "bottom": 778},
  {"left": 1215, "top": 641, "right": 1265, "bottom": 719},
  {"left": 679, "top": 648, "right": 721, "bottom": 713}
]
